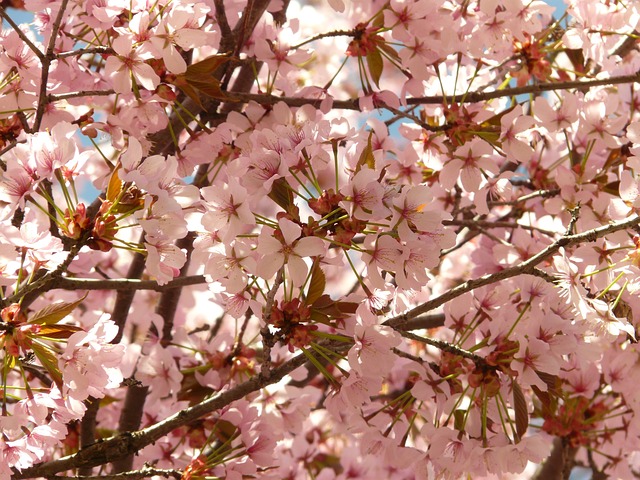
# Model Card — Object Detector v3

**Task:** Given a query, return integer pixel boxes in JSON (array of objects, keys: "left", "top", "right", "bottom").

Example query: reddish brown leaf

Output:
[
  {"left": 306, "top": 261, "right": 326, "bottom": 306},
  {"left": 512, "top": 381, "right": 529, "bottom": 443},
  {"left": 366, "top": 49, "right": 384, "bottom": 88},
  {"left": 36, "top": 324, "right": 83, "bottom": 340}
]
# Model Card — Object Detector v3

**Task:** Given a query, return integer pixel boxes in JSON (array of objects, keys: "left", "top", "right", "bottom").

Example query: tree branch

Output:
[
  {"left": 32, "top": 0, "right": 70, "bottom": 132},
  {"left": 259, "top": 268, "right": 284, "bottom": 380},
  {"left": 533, "top": 437, "right": 578, "bottom": 480},
  {"left": 48, "top": 90, "right": 116, "bottom": 101},
  {"left": 385, "top": 215, "right": 640, "bottom": 329},
  {"left": 0, "top": 7, "right": 44, "bottom": 61},
  {"left": 219, "top": 72, "right": 640, "bottom": 109},
  {"left": 49, "top": 275, "right": 207, "bottom": 291},
  {"left": 13, "top": 342, "right": 344, "bottom": 479},
  {"left": 52, "top": 467, "right": 182, "bottom": 480}
]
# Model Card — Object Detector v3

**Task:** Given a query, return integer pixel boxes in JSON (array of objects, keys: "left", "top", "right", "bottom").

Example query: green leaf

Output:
[
  {"left": 31, "top": 342, "right": 63, "bottom": 390},
  {"left": 480, "top": 104, "right": 516, "bottom": 128},
  {"left": 512, "top": 381, "right": 528, "bottom": 443},
  {"left": 335, "top": 299, "right": 358, "bottom": 316},
  {"left": 310, "top": 310, "right": 331, "bottom": 325},
  {"left": 474, "top": 130, "right": 501, "bottom": 148},
  {"left": 453, "top": 409, "right": 466, "bottom": 432},
  {"left": 372, "top": 12, "right": 385, "bottom": 28},
  {"left": 28, "top": 294, "right": 87, "bottom": 326},
  {"left": 306, "top": 261, "right": 326, "bottom": 305},
  {"left": 310, "top": 295, "right": 359, "bottom": 326},
  {"left": 366, "top": 48, "right": 384, "bottom": 88},
  {"left": 603, "top": 180, "right": 620, "bottom": 196}
]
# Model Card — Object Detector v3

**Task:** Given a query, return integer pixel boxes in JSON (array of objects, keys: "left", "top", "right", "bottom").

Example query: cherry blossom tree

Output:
[{"left": 1, "top": 0, "right": 640, "bottom": 478}]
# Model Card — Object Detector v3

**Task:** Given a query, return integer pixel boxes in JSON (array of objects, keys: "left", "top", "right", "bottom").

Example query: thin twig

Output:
[
  {"left": 219, "top": 72, "right": 640, "bottom": 109},
  {"left": 33, "top": 0, "right": 70, "bottom": 132},
  {"left": 48, "top": 90, "right": 116, "bottom": 101},
  {"left": 213, "top": 0, "right": 232, "bottom": 42},
  {"left": 0, "top": 7, "right": 44, "bottom": 61},
  {"left": 443, "top": 219, "right": 557, "bottom": 237},
  {"left": 488, "top": 188, "right": 561, "bottom": 206},
  {"left": 56, "top": 46, "right": 113, "bottom": 58},
  {"left": 290, "top": 29, "right": 354, "bottom": 50},
  {"left": 260, "top": 268, "right": 284, "bottom": 380},
  {"left": 397, "top": 330, "right": 488, "bottom": 366}
]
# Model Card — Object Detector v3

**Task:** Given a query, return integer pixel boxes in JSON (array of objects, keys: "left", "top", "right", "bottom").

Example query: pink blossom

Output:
[
  {"left": 145, "top": 235, "right": 187, "bottom": 286},
  {"left": 136, "top": 344, "right": 183, "bottom": 403},
  {"left": 552, "top": 250, "right": 591, "bottom": 320},
  {"left": 499, "top": 105, "right": 534, "bottom": 162},
  {"left": 105, "top": 36, "right": 161, "bottom": 94},
  {"left": 439, "top": 139, "right": 498, "bottom": 192},
  {"left": 361, "top": 234, "right": 403, "bottom": 289},
  {"left": 29, "top": 122, "right": 80, "bottom": 179},
  {"left": 359, "top": 90, "right": 401, "bottom": 112},
  {"left": 205, "top": 239, "right": 257, "bottom": 293},
  {"left": 534, "top": 92, "right": 579, "bottom": 132},
  {"left": 201, "top": 179, "right": 255, "bottom": 242},
  {"left": 512, "top": 337, "right": 560, "bottom": 391},
  {"left": 60, "top": 318, "right": 125, "bottom": 401},
  {"left": 391, "top": 185, "right": 442, "bottom": 240},
  {"left": 149, "top": 4, "right": 210, "bottom": 74},
  {"left": 256, "top": 218, "right": 325, "bottom": 287},
  {"left": 340, "top": 167, "right": 386, "bottom": 221},
  {"left": 347, "top": 305, "right": 401, "bottom": 378}
]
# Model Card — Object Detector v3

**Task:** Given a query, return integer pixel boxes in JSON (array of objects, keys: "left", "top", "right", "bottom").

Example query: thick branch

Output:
[
  {"left": 44, "top": 71, "right": 640, "bottom": 118},
  {"left": 533, "top": 437, "right": 578, "bottom": 480},
  {"left": 49, "top": 275, "right": 207, "bottom": 291},
  {"left": 53, "top": 468, "right": 181, "bottom": 480}
]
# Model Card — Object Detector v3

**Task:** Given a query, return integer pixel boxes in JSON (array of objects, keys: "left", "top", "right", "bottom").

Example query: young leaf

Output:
[
  {"left": 512, "top": 381, "right": 528, "bottom": 442},
  {"left": 535, "top": 370, "right": 561, "bottom": 395},
  {"left": 171, "top": 54, "right": 232, "bottom": 108},
  {"left": 366, "top": 49, "right": 384, "bottom": 88},
  {"left": 186, "top": 54, "right": 232, "bottom": 77},
  {"left": 171, "top": 75, "right": 206, "bottom": 109},
  {"left": 36, "top": 324, "right": 83, "bottom": 340},
  {"left": 28, "top": 294, "right": 87, "bottom": 326},
  {"left": 355, "top": 131, "right": 375, "bottom": 174},
  {"left": 268, "top": 177, "right": 294, "bottom": 212},
  {"left": 306, "top": 261, "right": 326, "bottom": 305},
  {"left": 31, "top": 342, "right": 63, "bottom": 390},
  {"left": 378, "top": 41, "right": 400, "bottom": 63},
  {"left": 107, "top": 162, "right": 123, "bottom": 203}
]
